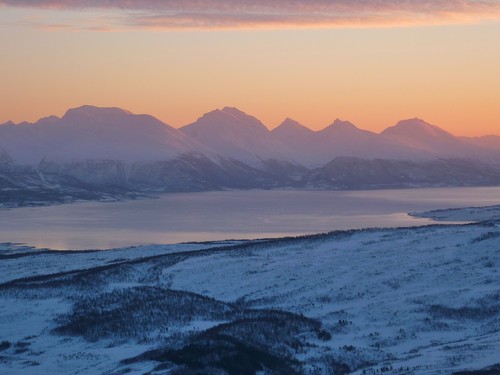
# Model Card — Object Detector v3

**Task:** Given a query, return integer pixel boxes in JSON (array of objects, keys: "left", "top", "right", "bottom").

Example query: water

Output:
[{"left": 1, "top": 187, "right": 499, "bottom": 250}]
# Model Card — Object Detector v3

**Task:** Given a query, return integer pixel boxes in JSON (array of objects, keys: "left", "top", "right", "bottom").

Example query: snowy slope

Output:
[
  {"left": 0, "top": 105, "right": 210, "bottom": 164},
  {"left": 0, "top": 206, "right": 499, "bottom": 374},
  {"left": 315, "top": 119, "right": 427, "bottom": 162},
  {"left": 180, "top": 107, "right": 296, "bottom": 165},
  {"left": 2, "top": 107, "right": 500, "bottom": 168},
  {"left": 271, "top": 118, "right": 461, "bottom": 166},
  {"left": 380, "top": 118, "right": 495, "bottom": 160},
  {"left": 271, "top": 118, "right": 315, "bottom": 141}
]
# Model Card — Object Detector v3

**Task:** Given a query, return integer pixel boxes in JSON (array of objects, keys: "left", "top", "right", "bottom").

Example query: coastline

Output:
[{"left": 1, "top": 208, "right": 499, "bottom": 373}]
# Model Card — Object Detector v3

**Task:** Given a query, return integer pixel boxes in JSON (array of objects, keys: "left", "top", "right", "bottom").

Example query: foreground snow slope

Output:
[{"left": 0, "top": 207, "right": 499, "bottom": 374}]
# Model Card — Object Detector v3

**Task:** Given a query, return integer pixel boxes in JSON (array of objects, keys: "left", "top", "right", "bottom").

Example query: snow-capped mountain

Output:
[
  {"left": 0, "top": 105, "right": 208, "bottom": 165},
  {"left": 271, "top": 118, "right": 315, "bottom": 144},
  {"left": 320, "top": 119, "right": 443, "bottom": 161},
  {"left": 2, "top": 106, "right": 498, "bottom": 167},
  {"left": 380, "top": 118, "right": 481, "bottom": 158},
  {"left": 271, "top": 118, "right": 446, "bottom": 165},
  {"left": 270, "top": 118, "right": 321, "bottom": 166},
  {"left": 180, "top": 107, "right": 295, "bottom": 165},
  {"left": 2, "top": 105, "right": 500, "bottom": 206}
]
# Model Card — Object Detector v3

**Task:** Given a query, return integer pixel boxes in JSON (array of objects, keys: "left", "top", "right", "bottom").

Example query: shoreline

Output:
[{"left": 1, "top": 206, "right": 498, "bottom": 374}]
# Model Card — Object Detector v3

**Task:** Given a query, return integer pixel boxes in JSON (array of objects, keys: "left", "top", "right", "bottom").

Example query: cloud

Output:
[{"left": 2, "top": 0, "right": 500, "bottom": 30}]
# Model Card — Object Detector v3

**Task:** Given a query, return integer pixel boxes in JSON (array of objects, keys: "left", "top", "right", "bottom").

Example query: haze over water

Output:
[{"left": 1, "top": 187, "right": 500, "bottom": 250}]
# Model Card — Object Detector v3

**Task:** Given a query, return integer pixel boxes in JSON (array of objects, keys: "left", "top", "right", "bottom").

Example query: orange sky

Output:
[{"left": 0, "top": 2, "right": 499, "bottom": 136}]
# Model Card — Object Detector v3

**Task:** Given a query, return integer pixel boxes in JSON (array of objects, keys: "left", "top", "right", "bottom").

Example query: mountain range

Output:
[{"left": 1, "top": 105, "right": 500, "bottom": 206}]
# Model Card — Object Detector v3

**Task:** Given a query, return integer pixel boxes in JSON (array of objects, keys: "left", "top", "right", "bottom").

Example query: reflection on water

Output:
[{"left": 0, "top": 187, "right": 499, "bottom": 250}]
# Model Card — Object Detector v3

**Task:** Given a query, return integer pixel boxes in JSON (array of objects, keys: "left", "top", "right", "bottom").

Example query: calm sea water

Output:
[{"left": 1, "top": 187, "right": 499, "bottom": 250}]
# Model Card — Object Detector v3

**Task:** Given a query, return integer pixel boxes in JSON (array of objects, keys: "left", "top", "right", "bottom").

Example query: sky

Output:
[{"left": 0, "top": 0, "right": 499, "bottom": 136}]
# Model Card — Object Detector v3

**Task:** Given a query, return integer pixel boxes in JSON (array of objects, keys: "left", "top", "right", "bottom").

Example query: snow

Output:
[
  {"left": 0, "top": 206, "right": 499, "bottom": 373},
  {"left": 0, "top": 242, "right": 233, "bottom": 284},
  {"left": 180, "top": 107, "right": 296, "bottom": 165},
  {"left": 270, "top": 117, "right": 456, "bottom": 166},
  {"left": 412, "top": 204, "right": 500, "bottom": 223},
  {"left": 0, "top": 105, "right": 211, "bottom": 164},
  {"left": 2, "top": 106, "right": 500, "bottom": 171},
  {"left": 380, "top": 118, "right": 491, "bottom": 159}
]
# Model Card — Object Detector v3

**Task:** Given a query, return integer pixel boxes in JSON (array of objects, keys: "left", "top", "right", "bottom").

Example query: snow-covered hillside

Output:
[
  {"left": 3, "top": 105, "right": 500, "bottom": 168},
  {"left": 271, "top": 119, "right": 429, "bottom": 167},
  {"left": 180, "top": 107, "right": 296, "bottom": 165},
  {"left": 380, "top": 119, "right": 491, "bottom": 160},
  {"left": 0, "top": 105, "right": 208, "bottom": 164},
  {"left": 0, "top": 206, "right": 498, "bottom": 374}
]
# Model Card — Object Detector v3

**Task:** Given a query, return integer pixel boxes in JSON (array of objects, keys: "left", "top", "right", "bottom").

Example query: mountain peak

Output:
[
  {"left": 332, "top": 118, "right": 358, "bottom": 129},
  {"left": 221, "top": 106, "right": 247, "bottom": 117},
  {"left": 275, "top": 118, "right": 311, "bottom": 131},
  {"left": 321, "top": 119, "right": 364, "bottom": 135},
  {"left": 281, "top": 117, "right": 302, "bottom": 126},
  {"left": 220, "top": 106, "right": 266, "bottom": 126},
  {"left": 62, "top": 105, "right": 132, "bottom": 121},
  {"left": 394, "top": 118, "right": 432, "bottom": 128},
  {"left": 36, "top": 115, "right": 60, "bottom": 126},
  {"left": 190, "top": 107, "right": 268, "bottom": 133},
  {"left": 180, "top": 107, "right": 293, "bottom": 164},
  {"left": 379, "top": 118, "right": 467, "bottom": 156},
  {"left": 271, "top": 118, "right": 313, "bottom": 140},
  {"left": 382, "top": 118, "right": 454, "bottom": 139},
  {"left": 0, "top": 105, "right": 202, "bottom": 164}
]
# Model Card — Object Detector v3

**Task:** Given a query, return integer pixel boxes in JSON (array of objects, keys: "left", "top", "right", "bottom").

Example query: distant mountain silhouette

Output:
[
  {"left": 0, "top": 105, "right": 207, "bottom": 164},
  {"left": 180, "top": 107, "right": 295, "bottom": 165},
  {"left": 272, "top": 118, "right": 314, "bottom": 139},
  {"left": 3, "top": 106, "right": 499, "bottom": 166},
  {"left": 271, "top": 117, "right": 482, "bottom": 165},
  {"left": 381, "top": 118, "right": 465, "bottom": 155},
  {"left": 2, "top": 105, "right": 500, "bottom": 205}
]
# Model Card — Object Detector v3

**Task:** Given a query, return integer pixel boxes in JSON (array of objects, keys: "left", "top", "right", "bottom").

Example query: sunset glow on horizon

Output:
[{"left": 1, "top": 1, "right": 500, "bottom": 136}]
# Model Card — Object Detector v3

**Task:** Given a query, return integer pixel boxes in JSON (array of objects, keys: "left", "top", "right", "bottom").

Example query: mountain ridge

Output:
[
  {"left": 180, "top": 107, "right": 295, "bottom": 165},
  {"left": 3, "top": 106, "right": 499, "bottom": 138},
  {"left": 2, "top": 105, "right": 500, "bottom": 207},
  {"left": 0, "top": 105, "right": 210, "bottom": 165},
  {"left": 2, "top": 104, "right": 499, "bottom": 167}
]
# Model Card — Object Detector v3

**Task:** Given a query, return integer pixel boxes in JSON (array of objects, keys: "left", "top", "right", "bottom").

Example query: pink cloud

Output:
[{"left": 2, "top": 0, "right": 500, "bottom": 30}]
